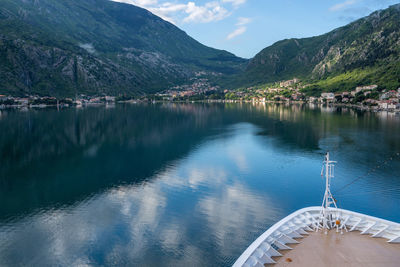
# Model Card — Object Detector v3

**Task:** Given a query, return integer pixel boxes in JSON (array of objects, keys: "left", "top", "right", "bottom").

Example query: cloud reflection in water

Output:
[
  {"left": 1, "top": 104, "right": 400, "bottom": 266},
  {"left": 0, "top": 128, "right": 281, "bottom": 266}
]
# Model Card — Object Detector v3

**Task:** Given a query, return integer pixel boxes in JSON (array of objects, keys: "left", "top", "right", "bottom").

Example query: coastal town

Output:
[
  {"left": 1, "top": 78, "right": 400, "bottom": 112},
  {"left": 157, "top": 77, "right": 400, "bottom": 112},
  {"left": 221, "top": 79, "right": 400, "bottom": 112},
  {"left": 0, "top": 95, "right": 117, "bottom": 108}
]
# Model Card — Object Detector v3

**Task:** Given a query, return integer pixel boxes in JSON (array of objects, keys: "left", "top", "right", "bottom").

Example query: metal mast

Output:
[{"left": 316, "top": 152, "right": 338, "bottom": 234}]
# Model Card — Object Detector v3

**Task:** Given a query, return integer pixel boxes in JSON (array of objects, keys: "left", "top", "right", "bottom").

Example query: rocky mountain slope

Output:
[
  {"left": 0, "top": 0, "right": 246, "bottom": 96},
  {"left": 233, "top": 4, "right": 400, "bottom": 93}
]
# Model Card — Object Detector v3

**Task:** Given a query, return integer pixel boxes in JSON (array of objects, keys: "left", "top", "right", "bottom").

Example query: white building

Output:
[
  {"left": 105, "top": 96, "right": 116, "bottom": 102},
  {"left": 388, "top": 103, "right": 397, "bottom": 110},
  {"left": 378, "top": 102, "right": 388, "bottom": 109},
  {"left": 321, "top": 92, "right": 335, "bottom": 101},
  {"left": 356, "top": 85, "right": 378, "bottom": 91}
]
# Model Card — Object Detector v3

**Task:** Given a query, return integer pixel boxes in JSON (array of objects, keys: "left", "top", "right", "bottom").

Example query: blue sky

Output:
[{"left": 113, "top": 0, "right": 400, "bottom": 58}]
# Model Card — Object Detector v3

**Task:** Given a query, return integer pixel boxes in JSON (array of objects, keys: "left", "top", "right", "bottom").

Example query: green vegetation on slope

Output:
[
  {"left": 303, "top": 62, "right": 400, "bottom": 96},
  {"left": 227, "top": 4, "right": 400, "bottom": 94},
  {"left": 1, "top": 1, "right": 400, "bottom": 97}
]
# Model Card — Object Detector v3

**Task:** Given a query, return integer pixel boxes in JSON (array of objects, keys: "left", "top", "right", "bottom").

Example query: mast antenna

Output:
[{"left": 316, "top": 152, "right": 340, "bottom": 234}]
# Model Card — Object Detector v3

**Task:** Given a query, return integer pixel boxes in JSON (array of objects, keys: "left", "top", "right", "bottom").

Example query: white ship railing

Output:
[{"left": 233, "top": 206, "right": 400, "bottom": 267}]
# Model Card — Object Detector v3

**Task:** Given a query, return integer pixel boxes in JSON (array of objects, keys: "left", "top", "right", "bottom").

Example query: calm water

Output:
[{"left": 0, "top": 103, "right": 400, "bottom": 266}]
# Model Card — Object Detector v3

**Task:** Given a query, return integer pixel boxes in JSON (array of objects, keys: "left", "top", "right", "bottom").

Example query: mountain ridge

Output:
[
  {"left": 230, "top": 3, "right": 400, "bottom": 93},
  {"left": 0, "top": 0, "right": 246, "bottom": 96},
  {"left": 1, "top": 1, "right": 400, "bottom": 97}
]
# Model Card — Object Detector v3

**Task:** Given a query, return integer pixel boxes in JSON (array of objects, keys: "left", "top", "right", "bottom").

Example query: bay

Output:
[{"left": 0, "top": 103, "right": 399, "bottom": 266}]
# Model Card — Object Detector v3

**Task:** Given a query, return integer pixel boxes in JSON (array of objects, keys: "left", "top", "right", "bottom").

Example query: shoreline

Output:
[{"left": 0, "top": 100, "right": 399, "bottom": 114}]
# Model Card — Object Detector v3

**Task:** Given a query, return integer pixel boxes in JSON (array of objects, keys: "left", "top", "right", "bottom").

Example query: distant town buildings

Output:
[
  {"left": 279, "top": 78, "right": 299, "bottom": 88},
  {"left": 268, "top": 88, "right": 284, "bottom": 93},
  {"left": 165, "top": 74, "right": 220, "bottom": 98},
  {"left": 380, "top": 90, "right": 398, "bottom": 100},
  {"left": 351, "top": 85, "right": 378, "bottom": 96},
  {"left": 0, "top": 95, "right": 116, "bottom": 108},
  {"left": 1, "top": 81, "right": 399, "bottom": 113},
  {"left": 316, "top": 85, "right": 399, "bottom": 111}
]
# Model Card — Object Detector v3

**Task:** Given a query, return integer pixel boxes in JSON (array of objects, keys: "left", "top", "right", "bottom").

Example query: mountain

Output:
[
  {"left": 2, "top": 1, "right": 399, "bottom": 97},
  {"left": 0, "top": 0, "right": 246, "bottom": 97},
  {"left": 233, "top": 4, "right": 400, "bottom": 94}
]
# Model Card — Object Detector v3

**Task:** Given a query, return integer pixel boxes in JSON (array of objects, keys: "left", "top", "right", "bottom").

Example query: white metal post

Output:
[{"left": 316, "top": 152, "right": 338, "bottom": 234}]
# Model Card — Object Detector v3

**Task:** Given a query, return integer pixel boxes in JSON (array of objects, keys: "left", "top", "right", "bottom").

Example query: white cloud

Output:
[
  {"left": 236, "top": 16, "right": 251, "bottom": 25},
  {"left": 227, "top": 26, "right": 246, "bottom": 40},
  {"left": 148, "top": 3, "right": 188, "bottom": 23},
  {"left": 183, "top": 2, "right": 230, "bottom": 23},
  {"left": 222, "top": 0, "right": 247, "bottom": 7},
  {"left": 111, "top": 0, "right": 234, "bottom": 24},
  {"left": 226, "top": 17, "right": 251, "bottom": 40},
  {"left": 112, "top": 0, "right": 158, "bottom": 7},
  {"left": 329, "top": 0, "right": 358, "bottom": 11},
  {"left": 112, "top": 0, "right": 177, "bottom": 23}
]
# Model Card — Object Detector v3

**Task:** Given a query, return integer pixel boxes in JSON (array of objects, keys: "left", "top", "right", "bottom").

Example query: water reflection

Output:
[
  {"left": 0, "top": 103, "right": 400, "bottom": 266},
  {"left": 0, "top": 135, "right": 281, "bottom": 266},
  {"left": 0, "top": 105, "right": 229, "bottom": 219}
]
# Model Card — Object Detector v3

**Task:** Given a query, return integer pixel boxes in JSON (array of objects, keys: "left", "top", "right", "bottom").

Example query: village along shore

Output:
[{"left": 1, "top": 79, "right": 400, "bottom": 113}]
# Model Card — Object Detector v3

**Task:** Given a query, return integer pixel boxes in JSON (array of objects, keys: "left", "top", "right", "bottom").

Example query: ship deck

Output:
[{"left": 273, "top": 230, "right": 400, "bottom": 267}]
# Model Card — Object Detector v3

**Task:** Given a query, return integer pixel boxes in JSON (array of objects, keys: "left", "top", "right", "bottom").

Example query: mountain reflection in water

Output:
[{"left": 0, "top": 103, "right": 399, "bottom": 266}]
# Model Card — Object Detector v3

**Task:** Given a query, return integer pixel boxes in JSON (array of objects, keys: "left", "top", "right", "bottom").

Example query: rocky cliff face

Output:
[
  {"left": 2, "top": 1, "right": 399, "bottom": 96},
  {"left": 311, "top": 6, "right": 400, "bottom": 78},
  {"left": 0, "top": 0, "right": 246, "bottom": 96},
  {"left": 236, "top": 4, "right": 400, "bottom": 89},
  {"left": 0, "top": 37, "right": 150, "bottom": 96}
]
